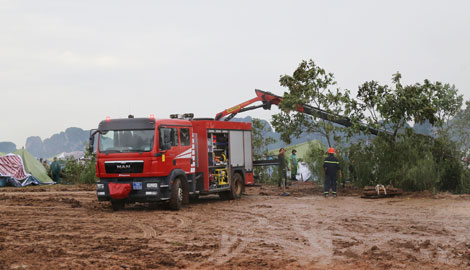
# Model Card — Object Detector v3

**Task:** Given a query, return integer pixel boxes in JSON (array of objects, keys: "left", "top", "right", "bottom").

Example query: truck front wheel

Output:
[{"left": 169, "top": 178, "right": 183, "bottom": 210}]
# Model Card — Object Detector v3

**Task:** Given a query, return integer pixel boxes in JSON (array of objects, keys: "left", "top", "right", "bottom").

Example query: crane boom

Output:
[{"left": 215, "top": 89, "right": 381, "bottom": 136}]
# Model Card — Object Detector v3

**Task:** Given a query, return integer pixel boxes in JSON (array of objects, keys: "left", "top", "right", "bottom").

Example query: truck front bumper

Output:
[{"left": 96, "top": 178, "right": 171, "bottom": 203}]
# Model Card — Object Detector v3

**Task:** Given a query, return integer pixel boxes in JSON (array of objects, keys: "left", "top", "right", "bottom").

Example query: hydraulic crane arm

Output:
[
  {"left": 214, "top": 89, "right": 282, "bottom": 121},
  {"left": 215, "top": 89, "right": 381, "bottom": 136}
]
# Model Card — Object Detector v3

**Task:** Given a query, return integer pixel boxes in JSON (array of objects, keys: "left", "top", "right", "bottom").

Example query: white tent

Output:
[
  {"left": 287, "top": 162, "right": 313, "bottom": 182},
  {"left": 296, "top": 162, "right": 312, "bottom": 182}
]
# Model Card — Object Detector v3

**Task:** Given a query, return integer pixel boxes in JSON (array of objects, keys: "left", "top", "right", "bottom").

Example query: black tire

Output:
[
  {"left": 111, "top": 200, "right": 125, "bottom": 211},
  {"left": 169, "top": 178, "right": 183, "bottom": 210},
  {"left": 230, "top": 172, "right": 243, "bottom": 200},
  {"left": 219, "top": 172, "right": 243, "bottom": 200}
]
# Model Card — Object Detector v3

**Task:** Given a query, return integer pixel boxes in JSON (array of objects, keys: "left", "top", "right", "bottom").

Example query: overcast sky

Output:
[{"left": 1, "top": 0, "right": 469, "bottom": 147}]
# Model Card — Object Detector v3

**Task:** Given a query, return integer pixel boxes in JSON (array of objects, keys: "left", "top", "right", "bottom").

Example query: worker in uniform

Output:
[
  {"left": 289, "top": 149, "right": 298, "bottom": 181},
  {"left": 323, "top": 147, "right": 342, "bottom": 197},
  {"left": 278, "top": 148, "right": 289, "bottom": 196},
  {"left": 50, "top": 157, "right": 62, "bottom": 184}
]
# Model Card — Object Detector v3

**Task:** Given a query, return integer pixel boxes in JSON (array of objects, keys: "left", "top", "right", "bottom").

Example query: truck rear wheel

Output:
[
  {"left": 169, "top": 178, "right": 183, "bottom": 210},
  {"left": 219, "top": 172, "right": 243, "bottom": 200},
  {"left": 230, "top": 172, "right": 243, "bottom": 199}
]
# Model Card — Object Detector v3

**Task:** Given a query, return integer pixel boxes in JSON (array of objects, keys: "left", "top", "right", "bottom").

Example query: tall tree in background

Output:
[
  {"left": 347, "top": 72, "right": 463, "bottom": 141},
  {"left": 271, "top": 60, "right": 350, "bottom": 146}
]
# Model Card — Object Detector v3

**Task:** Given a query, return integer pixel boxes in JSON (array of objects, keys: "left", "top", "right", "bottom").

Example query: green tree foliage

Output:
[
  {"left": 271, "top": 60, "right": 350, "bottom": 146},
  {"left": 347, "top": 72, "right": 463, "bottom": 140},
  {"left": 252, "top": 118, "right": 276, "bottom": 183},
  {"left": 348, "top": 132, "right": 440, "bottom": 191},
  {"left": 347, "top": 130, "right": 470, "bottom": 193},
  {"left": 346, "top": 74, "right": 467, "bottom": 192},
  {"left": 62, "top": 151, "right": 97, "bottom": 184}
]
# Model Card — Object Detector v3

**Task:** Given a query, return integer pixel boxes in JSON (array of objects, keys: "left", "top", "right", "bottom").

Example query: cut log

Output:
[{"left": 361, "top": 185, "right": 402, "bottom": 198}]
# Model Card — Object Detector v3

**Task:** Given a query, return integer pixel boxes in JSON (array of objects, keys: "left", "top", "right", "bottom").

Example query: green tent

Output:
[
  {"left": 13, "top": 148, "right": 53, "bottom": 183},
  {"left": 270, "top": 140, "right": 326, "bottom": 161}
]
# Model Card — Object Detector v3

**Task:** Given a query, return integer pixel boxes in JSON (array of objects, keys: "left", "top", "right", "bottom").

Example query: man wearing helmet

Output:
[{"left": 323, "top": 147, "right": 342, "bottom": 197}]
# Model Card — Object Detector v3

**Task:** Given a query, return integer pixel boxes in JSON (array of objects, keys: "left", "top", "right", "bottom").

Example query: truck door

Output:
[
  {"left": 175, "top": 127, "right": 193, "bottom": 173},
  {"left": 158, "top": 126, "right": 179, "bottom": 175}
]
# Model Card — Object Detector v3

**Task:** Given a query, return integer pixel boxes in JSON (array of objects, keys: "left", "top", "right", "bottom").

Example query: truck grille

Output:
[{"left": 105, "top": 161, "right": 144, "bottom": 174}]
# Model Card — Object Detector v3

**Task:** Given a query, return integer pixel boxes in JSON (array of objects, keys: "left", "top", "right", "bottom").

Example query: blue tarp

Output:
[{"left": 0, "top": 176, "right": 55, "bottom": 187}]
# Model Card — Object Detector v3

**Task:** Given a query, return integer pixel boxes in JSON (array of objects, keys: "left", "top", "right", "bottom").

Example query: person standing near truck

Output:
[
  {"left": 50, "top": 157, "right": 61, "bottom": 184},
  {"left": 323, "top": 147, "right": 341, "bottom": 197},
  {"left": 278, "top": 148, "right": 289, "bottom": 196},
  {"left": 289, "top": 149, "right": 298, "bottom": 181}
]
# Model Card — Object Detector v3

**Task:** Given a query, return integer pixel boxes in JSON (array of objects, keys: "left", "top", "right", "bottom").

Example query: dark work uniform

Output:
[
  {"left": 50, "top": 160, "right": 61, "bottom": 184},
  {"left": 278, "top": 153, "right": 287, "bottom": 187},
  {"left": 323, "top": 155, "right": 340, "bottom": 195}
]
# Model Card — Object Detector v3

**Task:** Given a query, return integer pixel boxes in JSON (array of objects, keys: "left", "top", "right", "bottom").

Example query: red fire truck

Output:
[{"left": 90, "top": 114, "right": 254, "bottom": 210}]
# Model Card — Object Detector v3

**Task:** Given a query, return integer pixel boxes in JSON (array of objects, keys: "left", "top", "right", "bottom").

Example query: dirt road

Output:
[{"left": 1, "top": 182, "right": 470, "bottom": 270}]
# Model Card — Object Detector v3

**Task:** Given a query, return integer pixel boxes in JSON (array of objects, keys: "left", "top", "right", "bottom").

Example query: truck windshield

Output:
[{"left": 99, "top": 130, "right": 154, "bottom": 153}]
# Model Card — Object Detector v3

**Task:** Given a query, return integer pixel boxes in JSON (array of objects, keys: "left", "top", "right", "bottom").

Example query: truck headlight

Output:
[
  {"left": 97, "top": 184, "right": 104, "bottom": 190},
  {"left": 147, "top": 183, "right": 158, "bottom": 189}
]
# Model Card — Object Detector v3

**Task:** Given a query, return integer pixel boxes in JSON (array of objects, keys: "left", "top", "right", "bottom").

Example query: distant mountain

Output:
[
  {"left": 0, "top": 142, "right": 16, "bottom": 153},
  {"left": 25, "top": 127, "right": 90, "bottom": 158}
]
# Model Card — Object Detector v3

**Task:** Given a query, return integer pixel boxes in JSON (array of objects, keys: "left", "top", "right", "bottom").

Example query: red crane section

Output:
[{"left": 215, "top": 89, "right": 381, "bottom": 136}]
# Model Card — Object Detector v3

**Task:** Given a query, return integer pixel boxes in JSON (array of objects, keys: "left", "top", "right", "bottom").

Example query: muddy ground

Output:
[{"left": 1, "top": 182, "right": 470, "bottom": 270}]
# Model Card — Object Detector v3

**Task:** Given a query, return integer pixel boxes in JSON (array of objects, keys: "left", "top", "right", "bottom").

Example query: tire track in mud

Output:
[
  {"left": 239, "top": 199, "right": 335, "bottom": 265},
  {"left": 241, "top": 202, "right": 331, "bottom": 265},
  {"left": 290, "top": 214, "right": 333, "bottom": 264},
  {"left": 135, "top": 213, "right": 194, "bottom": 239},
  {"left": 174, "top": 215, "right": 191, "bottom": 229},
  {"left": 208, "top": 231, "right": 248, "bottom": 265},
  {"left": 200, "top": 207, "right": 262, "bottom": 265},
  {"left": 203, "top": 203, "right": 317, "bottom": 266},
  {"left": 135, "top": 222, "right": 158, "bottom": 238}
]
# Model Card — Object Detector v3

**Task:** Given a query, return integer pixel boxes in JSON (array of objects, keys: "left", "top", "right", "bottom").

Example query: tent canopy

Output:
[
  {"left": 13, "top": 149, "right": 53, "bottom": 183},
  {"left": 270, "top": 140, "right": 326, "bottom": 161},
  {"left": 269, "top": 140, "right": 327, "bottom": 182}
]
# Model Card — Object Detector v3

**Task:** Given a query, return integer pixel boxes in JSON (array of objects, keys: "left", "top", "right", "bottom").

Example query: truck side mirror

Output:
[{"left": 89, "top": 129, "right": 98, "bottom": 154}]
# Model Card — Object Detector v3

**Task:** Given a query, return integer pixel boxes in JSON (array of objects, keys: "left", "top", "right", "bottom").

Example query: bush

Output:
[
  {"left": 62, "top": 154, "right": 97, "bottom": 185},
  {"left": 346, "top": 130, "right": 470, "bottom": 193}
]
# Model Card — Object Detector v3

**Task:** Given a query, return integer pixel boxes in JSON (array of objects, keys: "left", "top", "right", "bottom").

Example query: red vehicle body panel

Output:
[
  {"left": 95, "top": 118, "right": 253, "bottom": 195},
  {"left": 190, "top": 120, "right": 252, "bottom": 191}
]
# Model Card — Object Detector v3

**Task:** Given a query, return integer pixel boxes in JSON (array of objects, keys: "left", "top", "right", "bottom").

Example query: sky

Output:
[{"left": 1, "top": 0, "right": 469, "bottom": 147}]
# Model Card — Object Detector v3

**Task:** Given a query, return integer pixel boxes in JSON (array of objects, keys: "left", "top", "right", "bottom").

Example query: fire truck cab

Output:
[{"left": 91, "top": 115, "right": 254, "bottom": 210}]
